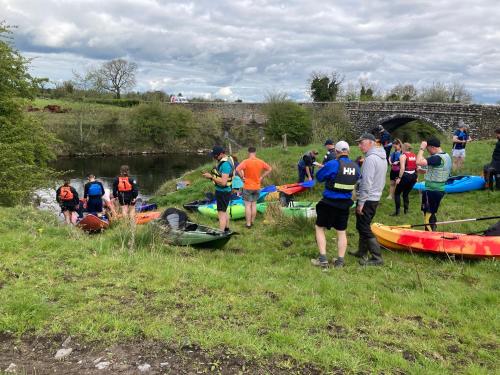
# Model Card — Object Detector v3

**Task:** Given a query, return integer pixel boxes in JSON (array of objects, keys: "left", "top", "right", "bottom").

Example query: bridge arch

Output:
[{"left": 375, "top": 113, "right": 445, "bottom": 133}]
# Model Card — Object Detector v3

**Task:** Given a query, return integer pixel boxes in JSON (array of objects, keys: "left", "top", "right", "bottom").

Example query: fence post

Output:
[{"left": 282, "top": 133, "right": 287, "bottom": 150}]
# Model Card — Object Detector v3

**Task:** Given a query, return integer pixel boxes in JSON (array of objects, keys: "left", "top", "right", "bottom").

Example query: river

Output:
[{"left": 36, "top": 153, "right": 211, "bottom": 214}]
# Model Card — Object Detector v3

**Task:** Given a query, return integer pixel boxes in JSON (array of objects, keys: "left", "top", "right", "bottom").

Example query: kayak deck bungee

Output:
[
  {"left": 413, "top": 175, "right": 485, "bottom": 193},
  {"left": 371, "top": 223, "right": 500, "bottom": 258},
  {"left": 77, "top": 214, "right": 110, "bottom": 232}
]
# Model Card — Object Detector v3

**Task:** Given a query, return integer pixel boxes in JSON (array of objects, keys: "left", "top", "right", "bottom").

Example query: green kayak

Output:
[
  {"left": 257, "top": 201, "right": 317, "bottom": 219},
  {"left": 160, "top": 222, "right": 234, "bottom": 248},
  {"left": 198, "top": 202, "right": 247, "bottom": 220}
]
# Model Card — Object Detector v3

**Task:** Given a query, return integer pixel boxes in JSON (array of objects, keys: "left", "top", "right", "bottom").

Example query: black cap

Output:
[
  {"left": 356, "top": 133, "right": 376, "bottom": 142},
  {"left": 324, "top": 139, "right": 334, "bottom": 146},
  {"left": 426, "top": 137, "right": 441, "bottom": 147},
  {"left": 210, "top": 146, "right": 225, "bottom": 157}
]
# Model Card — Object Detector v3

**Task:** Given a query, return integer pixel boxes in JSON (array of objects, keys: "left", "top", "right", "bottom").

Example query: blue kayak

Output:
[{"left": 413, "top": 175, "right": 485, "bottom": 193}]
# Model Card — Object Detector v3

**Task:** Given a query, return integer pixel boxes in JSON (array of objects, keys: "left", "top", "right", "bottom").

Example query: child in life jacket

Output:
[
  {"left": 112, "top": 165, "right": 139, "bottom": 219},
  {"left": 56, "top": 179, "right": 79, "bottom": 224}
]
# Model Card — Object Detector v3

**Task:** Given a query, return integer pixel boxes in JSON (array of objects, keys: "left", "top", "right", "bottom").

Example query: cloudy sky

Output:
[{"left": 2, "top": 0, "right": 500, "bottom": 102}]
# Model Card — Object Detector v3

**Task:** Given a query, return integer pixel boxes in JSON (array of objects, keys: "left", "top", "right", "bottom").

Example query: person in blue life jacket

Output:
[
  {"left": 297, "top": 150, "right": 319, "bottom": 182},
  {"left": 311, "top": 141, "right": 360, "bottom": 269},
  {"left": 416, "top": 137, "right": 452, "bottom": 231},
  {"left": 84, "top": 174, "right": 105, "bottom": 214},
  {"left": 387, "top": 139, "right": 402, "bottom": 200},
  {"left": 375, "top": 125, "right": 392, "bottom": 163},
  {"left": 452, "top": 119, "right": 471, "bottom": 172},
  {"left": 202, "top": 146, "right": 235, "bottom": 232}
]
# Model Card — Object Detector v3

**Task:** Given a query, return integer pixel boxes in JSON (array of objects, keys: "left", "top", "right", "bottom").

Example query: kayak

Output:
[
  {"left": 186, "top": 192, "right": 269, "bottom": 214},
  {"left": 136, "top": 202, "right": 158, "bottom": 212},
  {"left": 197, "top": 203, "right": 247, "bottom": 220},
  {"left": 159, "top": 222, "right": 235, "bottom": 248},
  {"left": 413, "top": 175, "right": 485, "bottom": 193},
  {"left": 77, "top": 214, "right": 110, "bottom": 232},
  {"left": 257, "top": 201, "right": 317, "bottom": 219},
  {"left": 371, "top": 223, "right": 500, "bottom": 258},
  {"left": 261, "top": 180, "right": 315, "bottom": 196},
  {"left": 135, "top": 211, "right": 161, "bottom": 225}
]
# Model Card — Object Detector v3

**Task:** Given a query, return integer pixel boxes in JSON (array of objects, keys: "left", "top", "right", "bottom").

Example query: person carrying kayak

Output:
[
  {"left": 483, "top": 128, "right": 500, "bottom": 191},
  {"left": 391, "top": 143, "right": 418, "bottom": 216},
  {"left": 112, "top": 165, "right": 139, "bottom": 219},
  {"left": 84, "top": 174, "right": 105, "bottom": 214},
  {"left": 349, "top": 133, "right": 387, "bottom": 266},
  {"left": 311, "top": 141, "right": 360, "bottom": 269},
  {"left": 202, "top": 146, "right": 234, "bottom": 232},
  {"left": 387, "top": 139, "right": 402, "bottom": 200},
  {"left": 416, "top": 137, "right": 452, "bottom": 231},
  {"left": 452, "top": 119, "right": 470, "bottom": 172},
  {"left": 56, "top": 179, "right": 79, "bottom": 225},
  {"left": 236, "top": 147, "right": 272, "bottom": 229},
  {"left": 297, "top": 150, "right": 319, "bottom": 182}
]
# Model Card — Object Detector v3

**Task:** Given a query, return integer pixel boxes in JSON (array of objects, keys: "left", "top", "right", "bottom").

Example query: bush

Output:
[
  {"left": 83, "top": 98, "right": 141, "bottom": 107},
  {"left": 311, "top": 103, "right": 355, "bottom": 144},
  {"left": 391, "top": 120, "right": 443, "bottom": 143},
  {"left": 264, "top": 94, "right": 312, "bottom": 145}
]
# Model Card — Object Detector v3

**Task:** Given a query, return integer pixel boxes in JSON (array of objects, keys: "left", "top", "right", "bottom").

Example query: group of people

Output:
[{"left": 56, "top": 165, "right": 139, "bottom": 224}]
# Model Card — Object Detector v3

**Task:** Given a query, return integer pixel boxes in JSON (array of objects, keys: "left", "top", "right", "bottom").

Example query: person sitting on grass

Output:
[
  {"left": 56, "top": 179, "right": 79, "bottom": 225},
  {"left": 311, "top": 141, "right": 360, "bottom": 269},
  {"left": 113, "top": 165, "right": 139, "bottom": 220}
]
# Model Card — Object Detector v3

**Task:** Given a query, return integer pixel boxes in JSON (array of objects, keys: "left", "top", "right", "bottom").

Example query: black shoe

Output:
[
  {"left": 359, "top": 256, "right": 384, "bottom": 266},
  {"left": 333, "top": 258, "right": 344, "bottom": 268},
  {"left": 404, "top": 208, "right": 408, "bottom": 214},
  {"left": 245, "top": 224, "right": 252, "bottom": 229},
  {"left": 348, "top": 250, "right": 365, "bottom": 258},
  {"left": 224, "top": 227, "right": 230, "bottom": 232},
  {"left": 389, "top": 211, "right": 399, "bottom": 217}
]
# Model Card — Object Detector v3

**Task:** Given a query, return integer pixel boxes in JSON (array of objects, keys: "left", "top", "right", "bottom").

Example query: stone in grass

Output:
[
  {"left": 138, "top": 363, "right": 151, "bottom": 372},
  {"left": 54, "top": 348, "right": 73, "bottom": 360},
  {"left": 95, "top": 361, "right": 111, "bottom": 370},
  {"left": 5, "top": 363, "right": 17, "bottom": 373}
]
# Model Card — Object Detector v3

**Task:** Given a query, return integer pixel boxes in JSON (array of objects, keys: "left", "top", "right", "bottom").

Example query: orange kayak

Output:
[
  {"left": 135, "top": 211, "right": 161, "bottom": 225},
  {"left": 371, "top": 223, "right": 500, "bottom": 258},
  {"left": 77, "top": 214, "right": 110, "bottom": 232}
]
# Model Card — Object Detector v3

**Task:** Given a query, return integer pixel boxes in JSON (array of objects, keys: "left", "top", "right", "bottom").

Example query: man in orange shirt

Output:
[{"left": 236, "top": 147, "right": 273, "bottom": 228}]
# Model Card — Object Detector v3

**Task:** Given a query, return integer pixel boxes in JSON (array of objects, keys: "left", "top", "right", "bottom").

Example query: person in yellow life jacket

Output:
[
  {"left": 202, "top": 146, "right": 234, "bottom": 232},
  {"left": 112, "top": 165, "right": 139, "bottom": 219},
  {"left": 56, "top": 179, "right": 79, "bottom": 224}
]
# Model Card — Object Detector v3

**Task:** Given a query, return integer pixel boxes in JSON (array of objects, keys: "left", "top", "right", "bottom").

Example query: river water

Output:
[{"left": 37, "top": 153, "right": 210, "bottom": 214}]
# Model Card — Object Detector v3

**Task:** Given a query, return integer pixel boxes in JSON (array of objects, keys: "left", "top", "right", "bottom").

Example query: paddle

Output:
[{"left": 392, "top": 215, "right": 500, "bottom": 229}]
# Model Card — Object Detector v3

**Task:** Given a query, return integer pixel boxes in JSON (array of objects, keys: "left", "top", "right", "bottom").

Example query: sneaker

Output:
[
  {"left": 245, "top": 224, "right": 252, "bottom": 229},
  {"left": 333, "top": 258, "right": 344, "bottom": 268},
  {"left": 311, "top": 258, "right": 329, "bottom": 268}
]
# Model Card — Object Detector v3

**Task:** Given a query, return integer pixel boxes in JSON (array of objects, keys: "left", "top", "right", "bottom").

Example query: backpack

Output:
[{"left": 161, "top": 208, "right": 189, "bottom": 230}]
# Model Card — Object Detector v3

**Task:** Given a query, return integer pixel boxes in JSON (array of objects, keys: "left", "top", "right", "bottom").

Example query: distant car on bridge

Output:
[{"left": 170, "top": 95, "right": 189, "bottom": 103}]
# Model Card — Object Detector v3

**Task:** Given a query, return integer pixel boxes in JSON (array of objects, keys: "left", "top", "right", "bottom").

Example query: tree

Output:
[
  {"left": 418, "top": 81, "right": 472, "bottom": 103},
  {"left": 309, "top": 71, "right": 343, "bottom": 102},
  {"left": 90, "top": 59, "right": 137, "bottom": 99},
  {"left": 0, "top": 23, "right": 56, "bottom": 205},
  {"left": 386, "top": 84, "right": 418, "bottom": 101}
]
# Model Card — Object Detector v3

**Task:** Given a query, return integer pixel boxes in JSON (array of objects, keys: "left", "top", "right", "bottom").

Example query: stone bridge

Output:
[{"left": 172, "top": 101, "right": 500, "bottom": 139}]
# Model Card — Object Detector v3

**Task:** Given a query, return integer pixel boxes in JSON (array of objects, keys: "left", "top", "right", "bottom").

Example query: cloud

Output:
[
  {"left": 2, "top": 0, "right": 500, "bottom": 102},
  {"left": 217, "top": 87, "right": 233, "bottom": 97}
]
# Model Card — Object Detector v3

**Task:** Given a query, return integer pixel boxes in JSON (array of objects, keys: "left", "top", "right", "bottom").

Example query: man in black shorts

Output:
[{"left": 311, "top": 141, "right": 360, "bottom": 268}]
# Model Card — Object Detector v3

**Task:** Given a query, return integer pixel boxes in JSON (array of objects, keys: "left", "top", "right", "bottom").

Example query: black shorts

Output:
[
  {"left": 315, "top": 200, "right": 350, "bottom": 231},
  {"left": 421, "top": 190, "right": 445, "bottom": 214},
  {"left": 390, "top": 170, "right": 400, "bottom": 181},
  {"left": 215, "top": 190, "right": 232, "bottom": 212},
  {"left": 117, "top": 192, "right": 136, "bottom": 206},
  {"left": 60, "top": 201, "right": 77, "bottom": 212}
]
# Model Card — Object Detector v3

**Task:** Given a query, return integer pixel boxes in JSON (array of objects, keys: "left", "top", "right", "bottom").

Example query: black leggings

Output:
[{"left": 394, "top": 173, "right": 417, "bottom": 212}]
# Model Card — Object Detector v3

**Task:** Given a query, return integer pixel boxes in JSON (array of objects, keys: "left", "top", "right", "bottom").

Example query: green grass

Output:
[{"left": 0, "top": 140, "right": 499, "bottom": 373}]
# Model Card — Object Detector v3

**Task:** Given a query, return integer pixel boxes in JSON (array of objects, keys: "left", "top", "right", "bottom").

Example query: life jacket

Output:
[
  {"left": 403, "top": 152, "right": 417, "bottom": 172},
  {"left": 326, "top": 159, "right": 360, "bottom": 193},
  {"left": 426, "top": 153, "right": 452, "bottom": 183},
  {"left": 88, "top": 182, "right": 102, "bottom": 196},
  {"left": 118, "top": 176, "right": 133, "bottom": 192},
  {"left": 210, "top": 156, "right": 234, "bottom": 187},
  {"left": 59, "top": 186, "right": 74, "bottom": 201}
]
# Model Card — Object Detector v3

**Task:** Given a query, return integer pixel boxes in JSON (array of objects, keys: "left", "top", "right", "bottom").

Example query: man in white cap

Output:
[
  {"left": 452, "top": 119, "right": 470, "bottom": 171},
  {"left": 311, "top": 140, "right": 360, "bottom": 268}
]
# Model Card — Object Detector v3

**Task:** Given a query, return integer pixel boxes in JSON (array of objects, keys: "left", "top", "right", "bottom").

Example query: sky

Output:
[{"left": 2, "top": 0, "right": 500, "bottom": 103}]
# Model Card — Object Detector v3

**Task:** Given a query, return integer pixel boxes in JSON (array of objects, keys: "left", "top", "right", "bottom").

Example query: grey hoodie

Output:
[{"left": 357, "top": 146, "right": 387, "bottom": 203}]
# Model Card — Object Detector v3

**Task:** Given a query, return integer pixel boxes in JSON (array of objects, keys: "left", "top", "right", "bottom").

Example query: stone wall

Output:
[{"left": 167, "top": 102, "right": 500, "bottom": 139}]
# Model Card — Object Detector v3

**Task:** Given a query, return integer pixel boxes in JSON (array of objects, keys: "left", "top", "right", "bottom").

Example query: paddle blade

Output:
[{"left": 261, "top": 185, "right": 277, "bottom": 193}]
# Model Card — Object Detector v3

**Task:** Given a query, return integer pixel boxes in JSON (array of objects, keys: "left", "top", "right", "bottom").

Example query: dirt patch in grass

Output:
[{"left": 0, "top": 334, "right": 323, "bottom": 374}]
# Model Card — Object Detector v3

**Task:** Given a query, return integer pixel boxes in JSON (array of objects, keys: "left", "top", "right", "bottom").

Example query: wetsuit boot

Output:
[
  {"left": 359, "top": 238, "right": 384, "bottom": 266},
  {"left": 348, "top": 240, "right": 369, "bottom": 258}
]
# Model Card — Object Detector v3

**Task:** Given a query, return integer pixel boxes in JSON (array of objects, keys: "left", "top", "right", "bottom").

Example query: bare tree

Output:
[
  {"left": 418, "top": 81, "right": 472, "bottom": 103},
  {"left": 90, "top": 59, "right": 138, "bottom": 99},
  {"left": 386, "top": 84, "right": 418, "bottom": 101}
]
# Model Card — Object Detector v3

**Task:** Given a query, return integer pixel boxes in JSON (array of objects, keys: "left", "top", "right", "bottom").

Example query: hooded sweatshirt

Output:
[{"left": 357, "top": 146, "right": 387, "bottom": 204}]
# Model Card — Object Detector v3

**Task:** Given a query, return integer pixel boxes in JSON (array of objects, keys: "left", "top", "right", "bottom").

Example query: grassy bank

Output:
[{"left": 1, "top": 140, "right": 498, "bottom": 373}]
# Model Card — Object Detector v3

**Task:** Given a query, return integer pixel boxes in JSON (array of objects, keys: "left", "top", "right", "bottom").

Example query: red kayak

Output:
[
  {"left": 77, "top": 214, "right": 110, "bottom": 233},
  {"left": 372, "top": 223, "right": 500, "bottom": 258}
]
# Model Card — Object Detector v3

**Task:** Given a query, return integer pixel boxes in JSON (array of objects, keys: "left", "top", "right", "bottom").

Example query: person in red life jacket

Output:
[
  {"left": 391, "top": 143, "right": 418, "bottom": 216},
  {"left": 84, "top": 174, "right": 105, "bottom": 214},
  {"left": 387, "top": 139, "right": 402, "bottom": 200},
  {"left": 56, "top": 179, "right": 79, "bottom": 224},
  {"left": 112, "top": 165, "right": 139, "bottom": 219}
]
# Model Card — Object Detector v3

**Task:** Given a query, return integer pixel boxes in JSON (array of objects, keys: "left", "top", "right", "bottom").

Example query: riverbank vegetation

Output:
[{"left": 1, "top": 139, "right": 498, "bottom": 373}]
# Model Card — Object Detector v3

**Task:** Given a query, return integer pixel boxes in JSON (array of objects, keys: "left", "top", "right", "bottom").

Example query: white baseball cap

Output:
[{"left": 335, "top": 141, "right": 350, "bottom": 152}]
